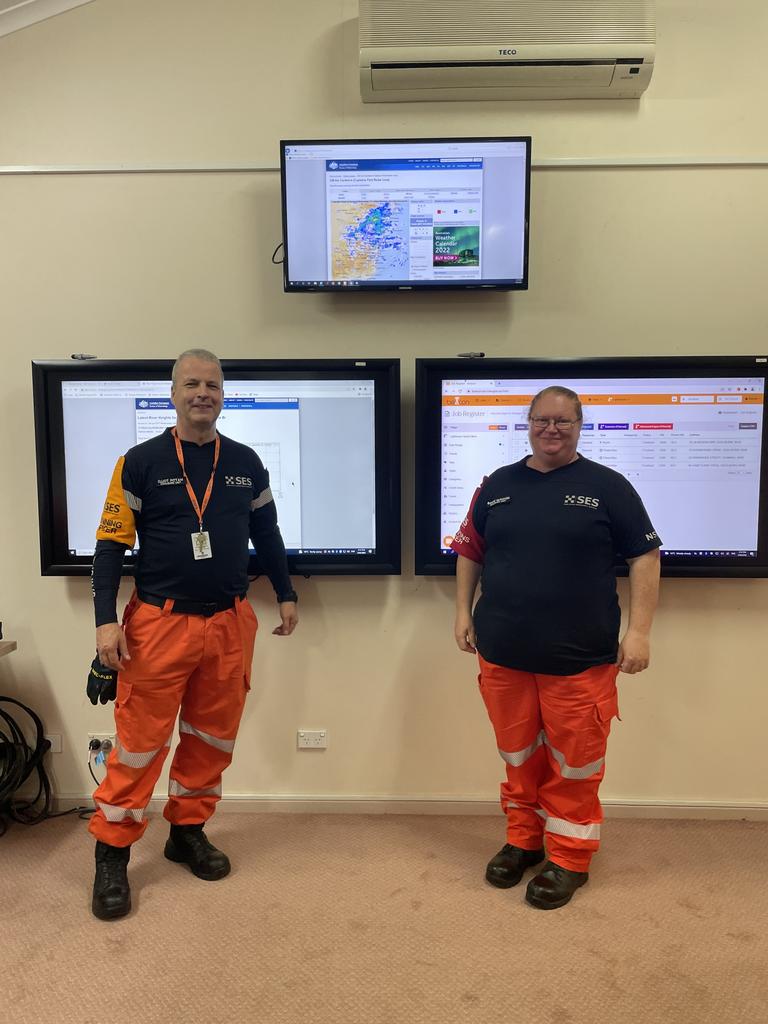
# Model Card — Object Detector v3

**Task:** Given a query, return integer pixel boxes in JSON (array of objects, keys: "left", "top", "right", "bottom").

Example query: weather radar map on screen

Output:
[
  {"left": 330, "top": 200, "right": 410, "bottom": 281},
  {"left": 281, "top": 137, "right": 530, "bottom": 291}
]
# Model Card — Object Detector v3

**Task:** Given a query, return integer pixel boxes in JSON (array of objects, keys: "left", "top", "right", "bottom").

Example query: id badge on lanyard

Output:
[
  {"left": 172, "top": 428, "right": 220, "bottom": 561},
  {"left": 192, "top": 530, "right": 213, "bottom": 560}
]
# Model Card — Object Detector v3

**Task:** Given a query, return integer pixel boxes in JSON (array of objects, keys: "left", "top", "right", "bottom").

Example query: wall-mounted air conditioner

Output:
[{"left": 360, "top": 0, "right": 655, "bottom": 102}]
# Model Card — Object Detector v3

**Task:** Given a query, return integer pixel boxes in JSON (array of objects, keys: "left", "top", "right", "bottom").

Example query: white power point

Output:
[
  {"left": 297, "top": 730, "right": 327, "bottom": 749},
  {"left": 44, "top": 734, "right": 62, "bottom": 754}
]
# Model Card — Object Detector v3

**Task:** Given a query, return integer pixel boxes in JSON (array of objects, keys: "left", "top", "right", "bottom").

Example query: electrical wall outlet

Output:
[
  {"left": 88, "top": 732, "right": 116, "bottom": 752},
  {"left": 44, "top": 734, "right": 62, "bottom": 754},
  {"left": 297, "top": 729, "right": 327, "bottom": 749}
]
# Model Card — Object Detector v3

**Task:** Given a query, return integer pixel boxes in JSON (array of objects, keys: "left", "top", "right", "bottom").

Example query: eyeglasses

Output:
[{"left": 529, "top": 417, "right": 580, "bottom": 431}]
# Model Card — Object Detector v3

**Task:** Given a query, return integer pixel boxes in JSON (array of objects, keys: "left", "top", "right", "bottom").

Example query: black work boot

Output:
[
  {"left": 164, "top": 823, "right": 231, "bottom": 880},
  {"left": 92, "top": 840, "right": 131, "bottom": 920},
  {"left": 485, "top": 843, "right": 545, "bottom": 888},
  {"left": 525, "top": 860, "right": 589, "bottom": 910}
]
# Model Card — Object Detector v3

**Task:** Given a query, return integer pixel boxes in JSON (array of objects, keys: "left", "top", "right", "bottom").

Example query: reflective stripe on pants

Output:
[
  {"left": 89, "top": 593, "right": 258, "bottom": 847},
  {"left": 478, "top": 655, "right": 620, "bottom": 873}
]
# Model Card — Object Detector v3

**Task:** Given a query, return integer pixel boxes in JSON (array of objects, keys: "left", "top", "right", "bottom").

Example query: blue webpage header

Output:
[
  {"left": 135, "top": 399, "right": 299, "bottom": 410},
  {"left": 325, "top": 159, "right": 482, "bottom": 171}
]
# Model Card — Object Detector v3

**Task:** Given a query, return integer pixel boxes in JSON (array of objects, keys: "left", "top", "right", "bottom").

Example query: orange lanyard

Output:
[{"left": 172, "top": 428, "right": 220, "bottom": 532}]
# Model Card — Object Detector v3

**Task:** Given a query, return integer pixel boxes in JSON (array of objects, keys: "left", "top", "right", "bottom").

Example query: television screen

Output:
[
  {"left": 415, "top": 356, "right": 768, "bottom": 577},
  {"left": 33, "top": 359, "right": 400, "bottom": 576},
  {"left": 280, "top": 137, "right": 530, "bottom": 292}
]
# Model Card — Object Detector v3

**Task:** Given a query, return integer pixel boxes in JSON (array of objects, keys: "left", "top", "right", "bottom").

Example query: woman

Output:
[{"left": 452, "top": 385, "right": 661, "bottom": 909}]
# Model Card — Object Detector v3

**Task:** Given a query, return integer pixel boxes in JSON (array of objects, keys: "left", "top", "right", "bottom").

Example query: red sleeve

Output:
[{"left": 449, "top": 484, "right": 486, "bottom": 564}]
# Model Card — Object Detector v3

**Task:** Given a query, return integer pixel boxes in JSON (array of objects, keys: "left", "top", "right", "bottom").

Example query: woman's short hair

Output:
[{"left": 528, "top": 385, "right": 583, "bottom": 422}]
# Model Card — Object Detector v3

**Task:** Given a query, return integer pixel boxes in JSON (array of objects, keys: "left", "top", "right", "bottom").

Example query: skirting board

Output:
[{"left": 53, "top": 794, "right": 768, "bottom": 821}]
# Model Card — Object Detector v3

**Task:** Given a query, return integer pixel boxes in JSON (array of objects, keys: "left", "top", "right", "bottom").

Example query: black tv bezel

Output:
[
  {"left": 32, "top": 358, "right": 401, "bottom": 577},
  {"left": 415, "top": 355, "right": 768, "bottom": 578},
  {"left": 279, "top": 135, "right": 532, "bottom": 293}
]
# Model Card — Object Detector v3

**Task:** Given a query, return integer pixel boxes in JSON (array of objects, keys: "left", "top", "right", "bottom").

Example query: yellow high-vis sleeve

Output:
[{"left": 95, "top": 456, "right": 137, "bottom": 547}]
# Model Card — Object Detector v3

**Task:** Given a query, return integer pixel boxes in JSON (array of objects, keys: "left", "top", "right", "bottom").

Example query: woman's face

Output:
[{"left": 528, "top": 393, "right": 582, "bottom": 466}]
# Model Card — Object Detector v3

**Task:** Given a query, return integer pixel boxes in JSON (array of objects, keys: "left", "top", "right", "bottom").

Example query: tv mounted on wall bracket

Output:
[{"left": 280, "top": 136, "right": 531, "bottom": 292}]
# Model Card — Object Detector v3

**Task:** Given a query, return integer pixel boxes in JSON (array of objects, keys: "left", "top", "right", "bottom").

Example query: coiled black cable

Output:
[{"left": 0, "top": 696, "right": 89, "bottom": 837}]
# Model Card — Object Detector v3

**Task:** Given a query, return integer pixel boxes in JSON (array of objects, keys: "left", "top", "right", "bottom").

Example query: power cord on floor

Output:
[{"left": 0, "top": 696, "right": 92, "bottom": 837}]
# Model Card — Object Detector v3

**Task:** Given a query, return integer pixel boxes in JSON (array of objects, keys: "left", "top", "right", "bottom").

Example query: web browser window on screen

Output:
[
  {"left": 283, "top": 139, "right": 528, "bottom": 288},
  {"left": 61, "top": 379, "right": 377, "bottom": 558},
  {"left": 440, "top": 377, "right": 765, "bottom": 557},
  {"left": 324, "top": 157, "right": 484, "bottom": 282}
]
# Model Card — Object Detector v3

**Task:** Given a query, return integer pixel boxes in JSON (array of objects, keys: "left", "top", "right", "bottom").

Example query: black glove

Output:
[{"left": 87, "top": 656, "right": 118, "bottom": 705}]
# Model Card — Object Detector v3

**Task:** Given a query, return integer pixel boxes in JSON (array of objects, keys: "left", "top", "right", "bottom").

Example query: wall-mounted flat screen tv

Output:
[
  {"left": 415, "top": 356, "right": 768, "bottom": 577},
  {"left": 33, "top": 358, "right": 401, "bottom": 577},
  {"left": 280, "top": 137, "right": 531, "bottom": 292}
]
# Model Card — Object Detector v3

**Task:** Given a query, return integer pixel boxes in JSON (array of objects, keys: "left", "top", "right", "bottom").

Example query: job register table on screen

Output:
[{"left": 440, "top": 377, "right": 765, "bottom": 557}]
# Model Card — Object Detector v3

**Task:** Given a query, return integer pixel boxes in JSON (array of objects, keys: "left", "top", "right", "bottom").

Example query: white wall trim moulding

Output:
[{"left": 0, "top": 0, "right": 95, "bottom": 39}]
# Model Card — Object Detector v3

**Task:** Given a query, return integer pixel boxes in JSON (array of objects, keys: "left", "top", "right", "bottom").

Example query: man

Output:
[
  {"left": 452, "top": 385, "right": 660, "bottom": 910},
  {"left": 89, "top": 349, "right": 298, "bottom": 920}
]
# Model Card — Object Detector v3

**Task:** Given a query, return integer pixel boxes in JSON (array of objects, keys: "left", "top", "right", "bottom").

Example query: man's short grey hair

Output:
[
  {"left": 171, "top": 349, "right": 223, "bottom": 387},
  {"left": 528, "top": 385, "right": 583, "bottom": 421}
]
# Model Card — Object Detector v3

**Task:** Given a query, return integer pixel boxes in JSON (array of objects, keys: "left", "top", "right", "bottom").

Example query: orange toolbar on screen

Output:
[{"left": 443, "top": 393, "right": 763, "bottom": 407}]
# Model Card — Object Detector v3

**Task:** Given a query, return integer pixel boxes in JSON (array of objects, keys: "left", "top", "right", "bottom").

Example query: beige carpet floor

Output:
[{"left": 1, "top": 813, "right": 766, "bottom": 1024}]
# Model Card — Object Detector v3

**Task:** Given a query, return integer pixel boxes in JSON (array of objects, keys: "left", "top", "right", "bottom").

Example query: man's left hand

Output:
[
  {"left": 273, "top": 601, "right": 298, "bottom": 636},
  {"left": 616, "top": 630, "right": 650, "bottom": 674}
]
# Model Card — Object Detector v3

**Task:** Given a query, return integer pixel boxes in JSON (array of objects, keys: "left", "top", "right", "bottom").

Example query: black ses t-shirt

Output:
[
  {"left": 97, "top": 429, "right": 270, "bottom": 601},
  {"left": 467, "top": 456, "right": 661, "bottom": 675}
]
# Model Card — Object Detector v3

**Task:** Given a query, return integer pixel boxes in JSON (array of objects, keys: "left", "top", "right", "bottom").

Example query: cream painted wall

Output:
[{"left": 1, "top": 0, "right": 767, "bottom": 808}]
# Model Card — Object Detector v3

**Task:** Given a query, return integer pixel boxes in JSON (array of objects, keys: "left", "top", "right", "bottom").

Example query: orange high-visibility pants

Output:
[
  {"left": 478, "top": 655, "right": 620, "bottom": 873},
  {"left": 89, "top": 594, "right": 258, "bottom": 848}
]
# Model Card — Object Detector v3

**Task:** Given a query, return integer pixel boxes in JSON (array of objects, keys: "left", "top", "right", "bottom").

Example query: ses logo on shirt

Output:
[
  {"left": 564, "top": 494, "right": 600, "bottom": 508},
  {"left": 225, "top": 475, "right": 253, "bottom": 487}
]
